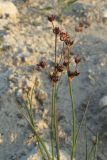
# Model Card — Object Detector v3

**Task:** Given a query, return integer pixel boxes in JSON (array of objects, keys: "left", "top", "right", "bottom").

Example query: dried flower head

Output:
[
  {"left": 60, "top": 32, "right": 69, "bottom": 41},
  {"left": 75, "top": 55, "right": 81, "bottom": 64},
  {"left": 65, "top": 39, "right": 74, "bottom": 47},
  {"left": 63, "top": 60, "right": 69, "bottom": 67},
  {"left": 55, "top": 64, "right": 64, "bottom": 72},
  {"left": 68, "top": 70, "right": 80, "bottom": 80},
  {"left": 37, "top": 59, "right": 47, "bottom": 70},
  {"left": 50, "top": 71, "right": 59, "bottom": 83},
  {"left": 53, "top": 27, "right": 60, "bottom": 35},
  {"left": 48, "top": 15, "right": 56, "bottom": 22}
]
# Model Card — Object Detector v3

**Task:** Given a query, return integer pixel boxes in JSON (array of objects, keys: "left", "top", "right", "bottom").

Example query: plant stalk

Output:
[
  {"left": 68, "top": 78, "right": 76, "bottom": 160},
  {"left": 54, "top": 83, "right": 60, "bottom": 160},
  {"left": 19, "top": 101, "right": 51, "bottom": 160},
  {"left": 51, "top": 85, "right": 55, "bottom": 160},
  {"left": 54, "top": 32, "right": 60, "bottom": 160}
]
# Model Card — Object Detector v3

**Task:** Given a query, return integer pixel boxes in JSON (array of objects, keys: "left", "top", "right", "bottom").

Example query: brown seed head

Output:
[
  {"left": 55, "top": 64, "right": 64, "bottom": 72},
  {"left": 63, "top": 60, "right": 69, "bottom": 67},
  {"left": 37, "top": 60, "right": 47, "bottom": 69},
  {"left": 48, "top": 15, "right": 56, "bottom": 22},
  {"left": 65, "top": 39, "right": 74, "bottom": 47},
  {"left": 50, "top": 71, "right": 59, "bottom": 83},
  {"left": 68, "top": 70, "right": 80, "bottom": 79},
  {"left": 40, "top": 61, "right": 47, "bottom": 68},
  {"left": 75, "top": 55, "right": 81, "bottom": 64},
  {"left": 53, "top": 27, "right": 60, "bottom": 35},
  {"left": 60, "top": 32, "right": 69, "bottom": 41}
]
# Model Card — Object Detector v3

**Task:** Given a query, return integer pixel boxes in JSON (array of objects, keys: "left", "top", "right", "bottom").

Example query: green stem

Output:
[
  {"left": 59, "top": 42, "right": 64, "bottom": 64},
  {"left": 54, "top": 83, "right": 60, "bottom": 160},
  {"left": 51, "top": 86, "right": 55, "bottom": 160},
  {"left": 68, "top": 78, "right": 76, "bottom": 160},
  {"left": 30, "top": 83, "right": 36, "bottom": 109},
  {"left": 75, "top": 100, "right": 90, "bottom": 149},
  {"left": 28, "top": 117, "right": 51, "bottom": 160},
  {"left": 19, "top": 102, "right": 51, "bottom": 160},
  {"left": 92, "top": 134, "right": 98, "bottom": 160},
  {"left": 53, "top": 30, "right": 60, "bottom": 160},
  {"left": 55, "top": 34, "right": 57, "bottom": 65},
  {"left": 25, "top": 111, "right": 51, "bottom": 160},
  {"left": 85, "top": 119, "right": 88, "bottom": 160},
  {"left": 87, "top": 145, "right": 95, "bottom": 160},
  {"left": 34, "top": 136, "right": 46, "bottom": 160}
]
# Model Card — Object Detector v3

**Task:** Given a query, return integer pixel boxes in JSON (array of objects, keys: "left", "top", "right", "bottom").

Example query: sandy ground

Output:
[{"left": 0, "top": 0, "right": 107, "bottom": 159}]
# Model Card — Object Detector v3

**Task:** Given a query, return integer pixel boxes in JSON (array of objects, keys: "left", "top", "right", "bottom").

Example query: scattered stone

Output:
[
  {"left": 0, "top": 1, "right": 19, "bottom": 21},
  {"left": 42, "top": 108, "right": 49, "bottom": 119},
  {"left": 36, "top": 119, "right": 48, "bottom": 131},
  {"left": 59, "top": 126, "right": 66, "bottom": 140},
  {"left": 16, "top": 89, "right": 24, "bottom": 105},
  {"left": 99, "top": 95, "right": 107, "bottom": 108},
  {"left": 17, "top": 119, "right": 27, "bottom": 127},
  {"left": 35, "top": 89, "right": 47, "bottom": 104},
  {"left": 0, "top": 133, "right": 3, "bottom": 144},
  {"left": 16, "top": 89, "right": 23, "bottom": 97},
  {"left": 8, "top": 74, "right": 18, "bottom": 84},
  {"left": 88, "top": 74, "right": 96, "bottom": 85},
  {"left": 16, "top": 113, "right": 23, "bottom": 119},
  {"left": 99, "top": 55, "right": 107, "bottom": 67},
  {"left": 22, "top": 79, "right": 32, "bottom": 91},
  {"left": 100, "top": 4, "right": 107, "bottom": 23}
]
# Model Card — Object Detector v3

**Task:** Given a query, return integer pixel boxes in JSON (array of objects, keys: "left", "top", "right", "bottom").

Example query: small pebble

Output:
[
  {"left": 99, "top": 95, "right": 107, "bottom": 108},
  {"left": 35, "top": 89, "right": 47, "bottom": 103}
]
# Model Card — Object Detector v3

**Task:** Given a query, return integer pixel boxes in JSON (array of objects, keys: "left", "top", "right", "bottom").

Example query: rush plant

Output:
[{"left": 17, "top": 15, "right": 98, "bottom": 160}]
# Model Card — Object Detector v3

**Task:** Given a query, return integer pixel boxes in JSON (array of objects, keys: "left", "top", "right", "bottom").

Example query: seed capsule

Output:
[
  {"left": 48, "top": 15, "right": 56, "bottom": 22},
  {"left": 50, "top": 72, "right": 59, "bottom": 83},
  {"left": 75, "top": 55, "right": 81, "bottom": 64},
  {"left": 65, "top": 39, "right": 74, "bottom": 47},
  {"left": 60, "top": 32, "right": 69, "bottom": 41},
  {"left": 68, "top": 70, "right": 80, "bottom": 79},
  {"left": 55, "top": 64, "right": 64, "bottom": 72},
  {"left": 53, "top": 27, "right": 60, "bottom": 35}
]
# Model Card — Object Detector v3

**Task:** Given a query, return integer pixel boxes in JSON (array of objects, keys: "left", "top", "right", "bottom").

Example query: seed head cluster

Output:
[{"left": 37, "top": 15, "right": 82, "bottom": 83}]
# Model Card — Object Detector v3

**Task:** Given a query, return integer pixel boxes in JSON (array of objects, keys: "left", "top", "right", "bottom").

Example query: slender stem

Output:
[
  {"left": 30, "top": 83, "right": 36, "bottom": 109},
  {"left": 75, "top": 100, "right": 90, "bottom": 148},
  {"left": 59, "top": 42, "right": 64, "bottom": 64},
  {"left": 51, "top": 86, "right": 55, "bottom": 160},
  {"left": 85, "top": 119, "right": 88, "bottom": 160},
  {"left": 54, "top": 30, "right": 60, "bottom": 160},
  {"left": 92, "top": 134, "right": 98, "bottom": 160},
  {"left": 55, "top": 34, "right": 57, "bottom": 65},
  {"left": 87, "top": 145, "right": 95, "bottom": 160},
  {"left": 54, "top": 83, "right": 60, "bottom": 160},
  {"left": 52, "top": 22, "right": 54, "bottom": 29},
  {"left": 68, "top": 78, "right": 76, "bottom": 160},
  {"left": 34, "top": 136, "right": 46, "bottom": 160},
  {"left": 26, "top": 112, "right": 51, "bottom": 160},
  {"left": 18, "top": 102, "right": 51, "bottom": 160},
  {"left": 28, "top": 117, "right": 51, "bottom": 160}
]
